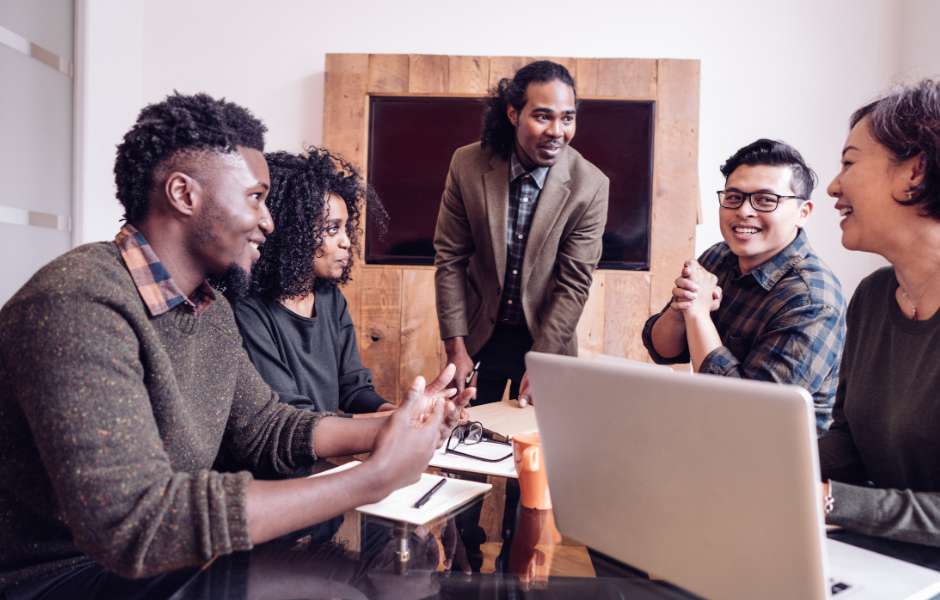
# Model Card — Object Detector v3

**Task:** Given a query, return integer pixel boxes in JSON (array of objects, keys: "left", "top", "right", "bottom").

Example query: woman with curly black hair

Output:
[{"left": 233, "top": 147, "right": 395, "bottom": 417}]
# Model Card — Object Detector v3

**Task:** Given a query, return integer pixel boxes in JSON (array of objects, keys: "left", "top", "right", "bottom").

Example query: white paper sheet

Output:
[{"left": 311, "top": 461, "right": 492, "bottom": 525}]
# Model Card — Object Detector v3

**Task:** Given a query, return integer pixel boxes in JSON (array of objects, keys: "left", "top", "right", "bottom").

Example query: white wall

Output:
[
  {"left": 902, "top": 0, "right": 940, "bottom": 76},
  {"left": 74, "top": 0, "right": 143, "bottom": 245},
  {"left": 79, "top": 0, "right": 936, "bottom": 297}
]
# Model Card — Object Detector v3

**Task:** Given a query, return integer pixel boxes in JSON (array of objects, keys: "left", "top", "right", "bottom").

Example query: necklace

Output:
[{"left": 898, "top": 264, "right": 940, "bottom": 320}]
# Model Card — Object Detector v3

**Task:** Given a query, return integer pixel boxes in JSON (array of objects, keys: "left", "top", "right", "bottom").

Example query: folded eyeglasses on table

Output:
[{"left": 445, "top": 421, "right": 513, "bottom": 463}]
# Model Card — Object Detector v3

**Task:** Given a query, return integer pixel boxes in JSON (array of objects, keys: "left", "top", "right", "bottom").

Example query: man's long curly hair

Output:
[
  {"left": 114, "top": 92, "right": 267, "bottom": 224},
  {"left": 248, "top": 148, "right": 388, "bottom": 300},
  {"left": 480, "top": 60, "right": 578, "bottom": 160}
]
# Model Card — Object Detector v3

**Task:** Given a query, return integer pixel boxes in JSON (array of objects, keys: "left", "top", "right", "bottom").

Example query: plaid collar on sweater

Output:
[{"left": 115, "top": 223, "right": 216, "bottom": 317}]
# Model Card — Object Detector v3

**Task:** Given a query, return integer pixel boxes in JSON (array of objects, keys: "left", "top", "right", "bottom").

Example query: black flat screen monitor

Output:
[{"left": 366, "top": 96, "right": 654, "bottom": 270}]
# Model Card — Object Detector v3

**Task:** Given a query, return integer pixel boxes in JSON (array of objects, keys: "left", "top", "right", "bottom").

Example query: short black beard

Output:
[{"left": 209, "top": 263, "right": 251, "bottom": 300}]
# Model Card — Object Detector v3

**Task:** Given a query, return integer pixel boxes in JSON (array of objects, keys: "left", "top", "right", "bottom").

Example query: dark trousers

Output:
[{"left": 472, "top": 324, "right": 533, "bottom": 405}]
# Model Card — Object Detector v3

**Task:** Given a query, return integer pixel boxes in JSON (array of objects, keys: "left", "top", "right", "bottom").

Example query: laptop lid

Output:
[
  {"left": 593, "top": 354, "right": 674, "bottom": 372},
  {"left": 526, "top": 352, "right": 828, "bottom": 600}
]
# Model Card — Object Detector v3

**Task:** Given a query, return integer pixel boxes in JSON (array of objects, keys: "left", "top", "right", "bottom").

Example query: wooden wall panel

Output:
[
  {"left": 343, "top": 264, "right": 363, "bottom": 347},
  {"left": 358, "top": 269, "right": 403, "bottom": 403},
  {"left": 400, "top": 269, "right": 446, "bottom": 391},
  {"left": 574, "top": 58, "right": 599, "bottom": 95},
  {"left": 323, "top": 55, "right": 368, "bottom": 167},
  {"left": 576, "top": 272, "right": 606, "bottom": 359},
  {"left": 323, "top": 54, "right": 700, "bottom": 401},
  {"left": 488, "top": 56, "right": 534, "bottom": 88},
  {"left": 603, "top": 272, "right": 652, "bottom": 361},
  {"left": 649, "top": 58, "right": 700, "bottom": 314},
  {"left": 448, "top": 56, "right": 489, "bottom": 94},
  {"left": 594, "top": 58, "right": 657, "bottom": 98},
  {"left": 325, "top": 53, "right": 368, "bottom": 74},
  {"left": 367, "top": 54, "right": 409, "bottom": 93},
  {"left": 409, "top": 54, "right": 449, "bottom": 93},
  {"left": 324, "top": 54, "right": 369, "bottom": 328}
]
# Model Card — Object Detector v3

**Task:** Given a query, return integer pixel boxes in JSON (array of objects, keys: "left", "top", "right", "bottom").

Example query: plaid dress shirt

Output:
[
  {"left": 642, "top": 228, "right": 846, "bottom": 435},
  {"left": 497, "top": 152, "right": 549, "bottom": 324},
  {"left": 115, "top": 223, "right": 215, "bottom": 317}
]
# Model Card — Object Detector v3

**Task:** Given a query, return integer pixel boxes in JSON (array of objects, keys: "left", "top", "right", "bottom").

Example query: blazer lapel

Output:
[
  {"left": 484, "top": 154, "right": 510, "bottom": 289},
  {"left": 521, "top": 149, "right": 571, "bottom": 291}
]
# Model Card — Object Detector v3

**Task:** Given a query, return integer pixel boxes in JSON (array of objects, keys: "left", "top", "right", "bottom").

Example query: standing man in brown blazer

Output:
[{"left": 434, "top": 61, "right": 609, "bottom": 406}]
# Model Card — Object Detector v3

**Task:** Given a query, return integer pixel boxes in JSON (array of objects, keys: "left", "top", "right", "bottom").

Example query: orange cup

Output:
[{"left": 513, "top": 432, "right": 552, "bottom": 509}]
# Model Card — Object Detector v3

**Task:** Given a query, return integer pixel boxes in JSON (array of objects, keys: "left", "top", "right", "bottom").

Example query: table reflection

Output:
[{"left": 168, "top": 467, "right": 678, "bottom": 600}]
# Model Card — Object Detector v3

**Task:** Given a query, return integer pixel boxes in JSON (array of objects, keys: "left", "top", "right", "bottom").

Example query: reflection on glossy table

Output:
[
  {"left": 166, "top": 459, "right": 940, "bottom": 600},
  {"left": 167, "top": 460, "right": 702, "bottom": 600}
]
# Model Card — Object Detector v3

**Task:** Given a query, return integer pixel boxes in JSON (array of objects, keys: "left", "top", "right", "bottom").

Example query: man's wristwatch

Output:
[{"left": 823, "top": 480, "right": 835, "bottom": 517}]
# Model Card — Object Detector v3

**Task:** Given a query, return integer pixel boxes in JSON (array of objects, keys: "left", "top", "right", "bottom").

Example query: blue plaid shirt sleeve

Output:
[
  {"left": 700, "top": 298, "right": 844, "bottom": 434},
  {"left": 700, "top": 301, "right": 841, "bottom": 380},
  {"left": 642, "top": 230, "right": 845, "bottom": 435}
]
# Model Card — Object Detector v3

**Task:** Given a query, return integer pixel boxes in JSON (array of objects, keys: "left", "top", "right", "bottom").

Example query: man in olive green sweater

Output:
[{"left": 0, "top": 93, "right": 471, "bottom": 599}]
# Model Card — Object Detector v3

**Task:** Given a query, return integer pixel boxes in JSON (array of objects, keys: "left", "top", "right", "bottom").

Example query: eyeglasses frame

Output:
[
  {"left": 716, "top": 190, "right": 806, "bottom": 213},
  {"left": 445, "top": 421, "right": 512, "bottom": 463}
]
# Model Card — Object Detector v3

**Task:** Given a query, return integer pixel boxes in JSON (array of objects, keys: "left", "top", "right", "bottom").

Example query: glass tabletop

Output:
[
  {"left": 166, "top": 460, "right": 703, "bottom": 600},
  {"left": 164, "top": 461, "right": 940, "bottom": 600}
]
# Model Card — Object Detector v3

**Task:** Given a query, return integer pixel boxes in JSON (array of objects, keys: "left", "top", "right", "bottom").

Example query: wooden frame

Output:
[{"left": 323, "top": 54, "right": 700, "bottom": 402}]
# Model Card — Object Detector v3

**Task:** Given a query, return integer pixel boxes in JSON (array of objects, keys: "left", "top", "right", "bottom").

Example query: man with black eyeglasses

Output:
[{"left": 642, "top": 139, "right": 846, "bottom": 436}]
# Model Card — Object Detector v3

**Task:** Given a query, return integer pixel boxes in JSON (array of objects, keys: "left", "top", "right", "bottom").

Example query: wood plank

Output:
[
  {"left": 324, "top": 55, "right": 369, "bottom": 328},
  {"left": 603, "top": 271, "right": 652, "bottom": 361},
  {"left": 325, "top": 53, "right": 368, "bottom": 74},
  {"left": 479, "top": 475, "right": 506, "bottom": 544},
  {"left": 359, "top": 269, "right": 403, "bottom": 403},
  {"left": 322, "top": 68, "right": 367, "bottom": 169},
  {"left": 488, "top": 56, "right": 534, "bottom": 88},
  {"left": 400, "top": 269, "right": 446, "bottom": 392},
  {"left": 324, "top": 55, "right": 369, "bottom": 327},
  {"left": 649, "top": 59, "right": 700, "bottom": 314},
  {"left": 448, "top": 55, "right": 490, "bottom": 94},
  {"left": 574, "top": 58, "right": 599, "bottom": 95},
  {"left": 409, "top": 54, "right": 449, "bottom": 93},
  {"left": 367, "top": 54, "right": 409, "bottom": 93},
  {"left": 576, "top": 271, "right": 606, "bottom": 359},
  {"left": 594, "top": 58, "right": 658, "bottom": 98},
  {"left": 341, "top": 267, "right": 362, "bottom": 349}
]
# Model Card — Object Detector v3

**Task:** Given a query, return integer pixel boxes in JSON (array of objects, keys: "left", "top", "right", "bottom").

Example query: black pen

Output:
[
  {"left": 413, "top": 479, "right": 446, "bottom": 508},
  {"left": 465, "top": 361, "right": 481, "bottom": 387}
]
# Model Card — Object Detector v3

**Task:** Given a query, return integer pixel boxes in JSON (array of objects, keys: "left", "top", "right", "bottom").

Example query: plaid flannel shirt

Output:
[
  {"left": 115, "top": 223, "right": 215, "bottom": 317},
  {"left": 642, "top": 228, "right": 845, "bottom": 435},
  {"left": 497, "top": 152, "right": 549, "bottom": 323}
]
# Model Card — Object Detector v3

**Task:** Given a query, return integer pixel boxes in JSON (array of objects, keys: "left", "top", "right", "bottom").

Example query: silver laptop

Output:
[{"left": 526, "top": 352, "right": 940, "bottom": 600}]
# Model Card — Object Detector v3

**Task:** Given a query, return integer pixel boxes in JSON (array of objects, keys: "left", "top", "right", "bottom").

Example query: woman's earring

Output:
[{"left": 908, "top": 190, "right": 913, "bottom": 201}]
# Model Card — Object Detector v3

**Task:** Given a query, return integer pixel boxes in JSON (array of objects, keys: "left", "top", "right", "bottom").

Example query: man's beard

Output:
[{"left": 208, "top": 263, "right": 251, "bottom": 299}]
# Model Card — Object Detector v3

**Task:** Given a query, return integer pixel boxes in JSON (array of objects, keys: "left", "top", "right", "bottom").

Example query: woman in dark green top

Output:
[
  {"left": 821, "top": 79, "right": 940, "bottom": 546},
  {"left": 235, "top": 148, "right": 394, "bottom": 417}
]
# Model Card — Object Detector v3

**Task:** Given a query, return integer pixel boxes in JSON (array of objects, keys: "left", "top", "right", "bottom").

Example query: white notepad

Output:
[
  {"left": 428, "top": 442, "right": 517, "bottom": 478},
  {"left": 311, "top": 461, "right": 492, "bottom": 525}
]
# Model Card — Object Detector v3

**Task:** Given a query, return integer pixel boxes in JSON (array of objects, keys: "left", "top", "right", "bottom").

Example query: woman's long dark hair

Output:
[{"left": 248, "top": 147, "right": 388, "bottom": 300}]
